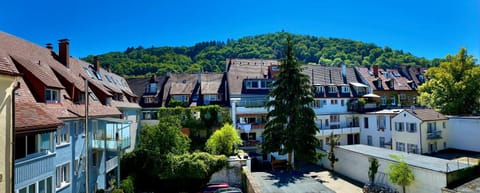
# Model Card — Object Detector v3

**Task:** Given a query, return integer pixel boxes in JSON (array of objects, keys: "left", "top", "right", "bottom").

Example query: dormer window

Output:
[
  {"left": 388, "top": 79, "right": 394, "bottom": 89},
  {"left": 341, "top": 86, "right": 350, "bottom": 93},
  {"left": 245, "top": 79, "right": 273, "bottom": 89},
  {"left": 376, "top": 79, "right": 382, "bottom": 88},
  {"left": 46, "top": 88, "right": 60, "bottom": 103},
  {"left": 145, "top": 83, "right": 157, "bottom": 94},
  {"left": 143, "top": 96, "right": 155, "bottom": 104},
  {"left": 328, "top": 86, "right": 337, "bottom": 93},
  {"left": 313, "top": 85, "right": 324, "bottom": 94},
  {"left": 76, "top": 92, "right": 86, "bottom": 104},
  {"left": 95, "top": 71, "right": 102, "bottom": 80}
]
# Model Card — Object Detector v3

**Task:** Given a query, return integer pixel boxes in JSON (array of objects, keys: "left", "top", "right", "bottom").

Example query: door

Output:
[{"left": 347, "top": 134, "right": 354, "bottom": 145}]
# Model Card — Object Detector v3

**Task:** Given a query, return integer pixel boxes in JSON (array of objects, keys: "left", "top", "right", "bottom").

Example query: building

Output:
[
  {"left": 0, "top": 32, "right": 139, "bottom": 193},
  {"left": 302, "top": 65, "right": 364, "bottom": 150},
  {"left": 227, "top": 59, "right": 278, "bottom": 152},
  {"left": 356, "top": 66, "right": 418, "bottom": 107},
  {"left": 127, "top": 75, "right": 167, "bottom": 126},
  {"left": 0, "top": 50, "right": 22, "bottom": 193},
  {"left": 446, "top": 116, "right": 480, "bottom": 152},
  {"left": 359, "top": 109, "right": 403, "bottom": 149},
  {"left": 392, "top": 109, "right": 448, "bottom": 154}
]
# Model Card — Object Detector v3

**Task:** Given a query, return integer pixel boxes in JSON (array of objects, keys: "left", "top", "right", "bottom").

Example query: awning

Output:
[
  {"left": 96, "top": 117, "right": 132, "bottom": 124},
  {"left": 350, "top": 82, "right": 369, "bottom": 88},
  {"left": 362, "top": 93, "right": 381, "bottom": 98}
]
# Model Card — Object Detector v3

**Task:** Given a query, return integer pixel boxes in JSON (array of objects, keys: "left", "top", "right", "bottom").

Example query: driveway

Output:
[{"left": 251, "top": 163, "right": 362, "bottom": 193}]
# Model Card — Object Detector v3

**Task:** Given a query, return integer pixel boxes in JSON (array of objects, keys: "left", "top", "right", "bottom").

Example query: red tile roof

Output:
[
  {"left": 405, "top": 109, "right": 447, "bottom": 121},
  {"left": 0, "top": 50, "right": 21, "bottom": 76},
  {"left": 356, "top": 67, "right": 414, "bottom": 91},
  {"left": 15, "top": 102, "right": 63, "bottom": 133}
]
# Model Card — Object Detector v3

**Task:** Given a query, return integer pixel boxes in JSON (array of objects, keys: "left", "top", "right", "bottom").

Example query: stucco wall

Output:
[
  {"left": 447, "top": 117, "right": 480, "bottom": 152},
  {"left": 0, "top": 76, "right": 15, "bottom": 193},
  {"left": 360, "top": 114, "right": 393, "bottom": 148},
  {"left": 319, "top": 146, "right": 448, "bottom": 193}
]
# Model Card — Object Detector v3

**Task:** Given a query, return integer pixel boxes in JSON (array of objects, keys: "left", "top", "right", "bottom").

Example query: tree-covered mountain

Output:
[{"left": 83, "top": 32, "right": 443, "bottom": 77}]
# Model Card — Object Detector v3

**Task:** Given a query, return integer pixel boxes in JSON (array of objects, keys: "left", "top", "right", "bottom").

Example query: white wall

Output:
[
  {"left": 0, "top": 76, "right": 16, "bottom": 193},
  {"left": 392, "top": 111, "right": 422, "bottom": 153},
  {"left": 359, "top": 114, "right": 393, "bottom": 148},
  {"left": 319, "top": 146, "right": 448, "bottom": 193},
  {"left": 312, "top": 98, "right": 350, "bottom": 114},
  {"left": 447, "top": 117, "right": 480, "bottom": 152}
]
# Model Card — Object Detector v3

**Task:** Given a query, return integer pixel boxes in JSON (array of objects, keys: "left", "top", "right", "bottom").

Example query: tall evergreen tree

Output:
[{"left": 262, "top": 35, "right": 320, "bottom": 164}]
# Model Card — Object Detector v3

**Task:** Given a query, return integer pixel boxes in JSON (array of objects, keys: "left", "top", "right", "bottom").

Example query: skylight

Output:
[
  {"left": 84, "top": 68, "right": 95, "bottom": 78},
  {"left": 95, "top": 71, "right": 103, "bottom": 80}
]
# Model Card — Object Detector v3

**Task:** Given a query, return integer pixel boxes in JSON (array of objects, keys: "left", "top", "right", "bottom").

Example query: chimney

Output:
[
  {"left": 373, "top": 65, "right": 379, "bottom": 77},
  {"left": 341, "top": 63, "right": 347, "bottom": 80},
  {"left": 150, "top": 74, "right": 157, "bottom": 83},
  {"left": 106, "top": 63, "right": 111, "bottom": 72},
  {"left": 46, "top": 43, "right": 53, "bottom": 50},
  {"left": 93, "top": 56, "right": 100, "bottom": 71},
  {"left": 58, "top": 39, "right": 70, "bottom": 68}
]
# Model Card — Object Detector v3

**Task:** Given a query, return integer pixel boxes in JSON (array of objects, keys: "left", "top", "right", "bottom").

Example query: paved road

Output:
[{"left": 251, "top": 163, "right": 362, "bottom": 193}]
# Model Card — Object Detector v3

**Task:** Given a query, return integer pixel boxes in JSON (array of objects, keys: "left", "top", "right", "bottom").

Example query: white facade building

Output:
[
  {"left": 359, "top": 109, "right": 402, "bottom": 149},
  {"left": 446, "top": 116, "right": 480, "bottom": 152}
]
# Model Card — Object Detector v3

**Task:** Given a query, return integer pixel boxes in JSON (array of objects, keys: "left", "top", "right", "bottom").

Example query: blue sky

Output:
[{"left": 2, "top": 0, "right": 479, "bottom": 60}]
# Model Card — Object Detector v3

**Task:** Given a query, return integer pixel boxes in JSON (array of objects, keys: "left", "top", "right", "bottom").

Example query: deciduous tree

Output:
[
  {"left": 388, "top": 155, "right": 414, "bottom": 193},
  {"left": 205, "top": 123, "right": 242, "bottom": 155}
]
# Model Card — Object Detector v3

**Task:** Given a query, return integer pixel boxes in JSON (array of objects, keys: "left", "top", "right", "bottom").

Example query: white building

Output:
[
  {"left": 446, "top": 116, "right": 480, "bottom": 152},
  {"left": 359, "top": 109, "right": 402, "bottom": 149},
  {"left": 392, "top": 109, "right": 448, "bottom": 154}
]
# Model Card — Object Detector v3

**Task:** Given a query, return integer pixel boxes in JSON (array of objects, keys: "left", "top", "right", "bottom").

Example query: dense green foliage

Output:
[
  {"left": 119, "top": 176, "right": 135, "bottom": 193},
  {"left": 83, "top": 32, "right": 440, "bottom": 77},
  {"left": 388, "top": 155, "right": 415, "bottom": 193},
  {"left": 121, "top": 115, "right": 228, "bottom": 192},
  {"left": 418, "top": 48, "right": 480, "bottom": 115},
  {"left": 206, "top": 123, "right": 242, "bottom": 155},
  {"left": 263, "top": 35, "right": 320, "bottom": 163}
]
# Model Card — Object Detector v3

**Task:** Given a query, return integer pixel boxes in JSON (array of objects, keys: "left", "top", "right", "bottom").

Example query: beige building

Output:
[
  {"left": 0, "top": 54, "right": 21, "bottom": 193},
  {"left": 392, "top": 109, "right": 448, "bottom": 154}
]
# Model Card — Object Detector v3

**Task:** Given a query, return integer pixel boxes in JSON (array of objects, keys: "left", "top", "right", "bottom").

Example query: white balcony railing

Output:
[
  {"left": 105, "top": 156, "right": 119, "bottom": 173},
  {"left": 316, "top": 127, "right": 360, "bottom": 137}
]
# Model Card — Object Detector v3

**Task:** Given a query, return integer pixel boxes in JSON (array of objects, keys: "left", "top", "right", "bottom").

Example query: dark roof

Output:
[
  {"left": 356, "top": 66, "right": 414, "bottom": 91},
  {"left": 227, "top": 59, "right": 277, "bottom": 95},
  {"left": 167, "top": 73, "right": 198, "bottom": 95},
  {"left": 126, "top": 76, "right": 167, "bottom": 108},
  {"left": 404, "top": 109, "right": 447, "bottom": 121},
  {"left": 302, "top": 65, "right": 364, "bottom": 98}
]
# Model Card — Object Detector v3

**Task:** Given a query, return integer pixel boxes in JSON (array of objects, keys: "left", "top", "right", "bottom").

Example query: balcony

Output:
[
  {"left": 236, "top": 100, "right": 268, "bottom": 108},
  {"left": 105, "top": 156, "right": 118, "bottom": 173},
  {"left": 92, "top": 136, "right": 131, "bottom": 151},
  {"left": 427, "top": 130, "right": 442, "bottom": 139},
  {"left": 15, "top": 152, "right": 55, "bottom": 186},
  {"left": 316, "top": 127, "right": 360, "bottom": 137}
]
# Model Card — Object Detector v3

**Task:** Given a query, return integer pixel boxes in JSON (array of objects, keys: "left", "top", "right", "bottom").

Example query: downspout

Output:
[
  {"left": 11, "top": 81, "right": 20, "bottom": 193},
  {"left": 419, "top": 122, "right": 423, "bottom": 154}
]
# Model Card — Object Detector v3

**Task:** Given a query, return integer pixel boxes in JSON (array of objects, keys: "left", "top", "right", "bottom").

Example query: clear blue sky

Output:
[{"left": 2, "top": 0, "right": 479, "bottom": 60}]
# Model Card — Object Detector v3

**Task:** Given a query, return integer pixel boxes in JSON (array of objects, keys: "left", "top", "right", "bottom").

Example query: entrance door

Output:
[{"left": 347, "top": 134, "right": 354, "bottom": 145}]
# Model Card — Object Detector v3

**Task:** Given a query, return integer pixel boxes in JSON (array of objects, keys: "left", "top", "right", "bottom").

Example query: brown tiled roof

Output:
[
  {"left": 0, "top": 49, "right": 20, "bottom": 76},
  {"left": 167, "top": 74, "right": 198, "bottom": 95},
  {"left": 227, "top": 59, "right": 277, "bottom": 95},
  {"left": 11, "top": 55, "right": 64, "bottom": 88},
  {"left": 405, "top": 109, "right": 447, "bottom": 121},
  {"left": 201, "top": 73, "right": 223, "bottom": 94},
  {"left": 356, "top": 67, "right": 413, "bottom": 91},
  {"left": 15, "top": 102, "right": 63, "bottom": 133}
]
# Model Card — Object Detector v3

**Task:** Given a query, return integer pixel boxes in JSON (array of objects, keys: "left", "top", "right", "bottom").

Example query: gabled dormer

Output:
[
  {"left": 386, "top": 78, "right": 395, "bottom": 90},
  {"left": 373, "top": 78, "right": 382, "bottom": 89},
  {"left": 45, "top": 87, "right": 61, "bottom": 103}
]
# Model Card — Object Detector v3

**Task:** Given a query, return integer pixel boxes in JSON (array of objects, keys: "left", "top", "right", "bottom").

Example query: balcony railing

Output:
[
  {"left": 427, "top": 130, "right": 442, "bottom": 139},
  {"left": 15, "top": 152, "right": 55, "bottom": 186},
  {"left": 105, "top": 156, "right": 118, "bottom": 173},
  {"left": 236, "top": 100, "right": 268, "bottom": 108},
  {"left": 316, "top": 127, "right": 360, "bottom": 137},
  {"left": 92, "top": 136, "right": 131, "bottom": 151}
]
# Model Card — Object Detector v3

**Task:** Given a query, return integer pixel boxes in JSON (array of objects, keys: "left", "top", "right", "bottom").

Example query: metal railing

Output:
[
  {"left": 105, "top": 156, "right": 119, "bottom": 173},
  {"left": 316, "top": 127, "right": 360, "bottom": 136},
  {"left": 427, "top": 130, "right": 442, "bottom": 139}
]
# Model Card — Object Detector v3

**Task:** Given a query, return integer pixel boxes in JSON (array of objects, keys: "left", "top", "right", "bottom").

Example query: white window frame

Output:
[
  {"left": 379, "top": 137, "right": 385, "bottom": 148},
  {"left": 56, "top": 123, "right": 70, "bottom": 146},
  {"left": 367, "top": 135, "right": 372, "bottom": 146},
  {"left": 341, "top": 86, "right": 350, "bottom": 93},
  {"left": 45, "top": 88, "right": 60, "bottom": 103},
  {"left": 328, "top": 86, "right": 337, "bottom": 93},
  {"left": 396, "top": 142, "right": 405, "bottom": 152},
  {"left": 56, "top": 162, "right": 70, "bottom": 190},
  {"left": 381, "top": 96, "right": 386, "bottom": 105}
]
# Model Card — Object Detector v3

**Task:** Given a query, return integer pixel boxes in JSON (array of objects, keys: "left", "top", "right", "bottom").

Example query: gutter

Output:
[{"left": 11, "top": 81, "right": 20, "bottom": 193}]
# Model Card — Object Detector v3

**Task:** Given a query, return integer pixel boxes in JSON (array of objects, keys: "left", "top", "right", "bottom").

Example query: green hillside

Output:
[{"left": 83, "top": 32, "right": 443, "bottom": 77}]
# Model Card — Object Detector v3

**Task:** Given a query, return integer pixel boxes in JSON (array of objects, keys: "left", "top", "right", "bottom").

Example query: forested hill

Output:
[{"left": 83, "top": 32, "right": 443, "bottom": 77}]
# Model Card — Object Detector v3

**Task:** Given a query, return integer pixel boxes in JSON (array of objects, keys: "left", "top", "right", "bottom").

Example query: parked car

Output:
[
  {"left": 214, "top": 187, "right": 242, "bottom": 193},
  {"left": 202, "top": 182, "right": 229, "bottom": 193}
]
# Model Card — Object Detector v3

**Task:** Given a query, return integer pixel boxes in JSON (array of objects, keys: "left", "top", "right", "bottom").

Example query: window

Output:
[
  {"left": 330, "top": 115, "right": 340, "bottom": 123},
  {"left": 328, "top": 86, "right": 337, "bottom": 93},
  {"left": 381, "top": 96, "right": 386, "bottom": 105},
  {"left": 399, "top": 94, "right": 406, "bottom": 100},
  {"left": 45, "top": 88, "right": 60, "bottom": 103},
  {"left": 406, "top": 123, "right": 417, "bottom": 133},
  {"left": 318, "top": 139, "right": 324, "bottom": 150},
  {"left": 427, "top": 122, "right": 437, "bottom": 133},
  {"left": 19, "top": 180, "right": 50, "bottom": 193},
  {"left": 310, "top": 100, "right": 321, "bottom": 108},
  {"left": 367, "top": 136, "right": 372, "bottom": 146},
  {"left": 341, "top": 86, "right": 350, "bottom": 93},
  {"left": 396, "top": 142, "right": 405, "bottom": 152},
  {"left": 92, "top": 120, "right": 102, "bottom": 140},
  {"left": 90, "top": 92, "right": 98, "bottom": 101},
  {"left": 442, "top": 121, "right": 446, "bottom": 128},
  {"left": 331, "top": 99, "right": 338, "bottom": 105},
  {"left": 84, "top": 68, "right": 95, "bottom": 78},
  {"left": 407, "top": 144, "right": 418, "bottom": 154},
  {"left": 314, "top": 85, "right": 324, "bottom": 94},
  {"left": 378, "top": 116, "right": 387, "bottom": 129},
  {"left": 145, "top": 83, "right": 157, "bottom": 94},
  {"left": 56, "top": 123, "right": 70, "bottom": 146},
  {"left": 379, "top": 137, "right": 385, "bottom": 148},
  {"left": 56, "top": 163, "right": 70, "bottom": 189},
  {"left": 73, "top": 121, "right": 79, "bottom": 136},
  {"left": 142, "top": 111, "right": 158, "bottom": 120},
  {"left": 92, "top": 151, "right": 98, "bottom": 167},
  {"left": 341, "top": 100, "right": 345, "bottom": 106},
  {"left": 76, "top": 92, "right": 86, "bottom": 104},
  {"left": 143, "top": 96, "right": 155, "bottom": 104},
  {"left": 325, "top": 119, "right": 329, "bottom": 127},
  {"left": 395, "top": 122, "right": 405, "bottom": 132},
  {"left": 95, "top": 71, "right": 102, "bottom": 80},
  {"left": 15, "top": 133, "right": 53, "bottom": 159},
  {"left": 391, "top": 95, "right": 396, "bottom": 105},
  {"left": 377, "top": 80, "right": 382, "bottom": 88},
  {"left": 173, "top": 95, "right": 188, "bottom": 102},
  {"left": 204, "top": 94, "right": 218, "bottom": 105},
  {"left": 364, "top": 117, "right": 369, "bottom": 128}
]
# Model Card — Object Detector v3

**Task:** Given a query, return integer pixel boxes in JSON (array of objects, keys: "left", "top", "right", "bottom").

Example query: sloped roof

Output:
[
  {"left": 227, "top": 59, "right": 276, "bottom": 95},
  {"left": 201, "top": 73, "right": 223, "bottom": 94},
  {"left": 356, "top": 67, "right": 414, "bottom": 91},
  {"left": 11, "top": 55, "right": 64, "bottom": 88},
  {"left": 404, "top": 109, "right": 447, "bottom": 121},
  {"left": 167, "top": 73, "right": 198, "bottom": 95},
  {"left": 15, "top": 102, "right": 63, "bottom": 133},
  {"left": 0, "top": 49, "right": 20, "bottom": 76}
]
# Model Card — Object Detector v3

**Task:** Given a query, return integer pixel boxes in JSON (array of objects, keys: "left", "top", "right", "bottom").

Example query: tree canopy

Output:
[
  {"left": 262, "top": 35, "right": 320, "bottom": 164},
  {"left": 388, "top": 155, "right": 415, "bottom": 193},
  {"left": 83, "top": 32, "right": 441, "bottom": 77},
  {"left": 418, "top": 48, "right": 480, "bottom": 115},
  {"left": 205, "top": 123, "right": 242, "bottom": 156}
]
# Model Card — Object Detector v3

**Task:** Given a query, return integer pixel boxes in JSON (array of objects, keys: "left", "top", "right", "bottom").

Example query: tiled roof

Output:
[
  {"left": 11, "top": 55, "right": 64, "bottom": 88},
  {"left": 167, "top": 73, "right": 198, "bottom": 95},
  {"left": 15, "top": 102, "right": 63, "bottom": 133},
  {"left": 356, "top": 67, "right": 414, "bottom": 91},
  {"left": 0, "top": 49, "right": 20, "bottom": 76},
  {"left": 201, "top": 73, "right": 224, "bottom": 94},
  {"left": 405, "top": 109, "right": 447, "bottom": 121},
  {"left": 227, "top": 59, "right": 276, "bottom": 95}
]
